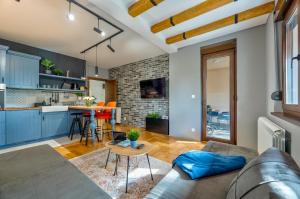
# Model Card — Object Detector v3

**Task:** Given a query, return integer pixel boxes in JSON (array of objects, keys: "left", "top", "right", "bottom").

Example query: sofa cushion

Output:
[
  {"left": 226, "top": 148, "right": 300, "bottom": 199},
  {"left": 144, "top": 141, "right": 258, "bottom": 199}
]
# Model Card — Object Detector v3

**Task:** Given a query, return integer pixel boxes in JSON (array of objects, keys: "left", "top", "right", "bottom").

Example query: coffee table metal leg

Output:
[
  {"left": 146, "top": 154, "right": 153, "bottom": 181},
  {"left": 126, "top": 156, "right": 130, "bottom": 193},
  {"left": 113, "top": 154, "right": 118, "bottom": 176},
  {"left": 105, "top": 149, "right": 111, "bottom": 169}
]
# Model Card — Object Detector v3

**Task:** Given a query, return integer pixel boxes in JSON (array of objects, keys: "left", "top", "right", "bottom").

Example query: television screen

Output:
[{"left": 140, "top": 78, "right": 166, "bottom": 98}]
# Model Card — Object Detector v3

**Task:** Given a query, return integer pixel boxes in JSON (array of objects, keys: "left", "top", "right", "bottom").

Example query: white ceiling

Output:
[
  {"left": 0, "top": 0, "right": 273, "bottom": 70},
  {"left": 0, "top": 0, "right": 165, "bottom": 69},
  {"left": 91, "top": 0, "right": 273, "bottom": 52}
]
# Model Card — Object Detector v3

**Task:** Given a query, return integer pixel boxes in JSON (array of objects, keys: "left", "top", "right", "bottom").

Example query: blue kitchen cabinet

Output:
[
  {"left": 5, "top": 50, "right": 40, "bottom": 89},
  {"left": 42, "top": 111, "right": 69, "bottom": 138},
  {"left": 6, "top": 110, "right": 42, "bottom": 145},
  {"left": 0, "top": 111, "right": 5, "bottom": 146},
  {"left": 0, "top": 45, "right": 9, "bottom": 84}
]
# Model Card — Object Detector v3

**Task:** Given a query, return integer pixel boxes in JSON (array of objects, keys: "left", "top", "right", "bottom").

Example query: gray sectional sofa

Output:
[
  {"left": 0, "top": 145, "right": 111, "bottom": 199},
  {"left": 145, "top": 141, "right": 300, "bottom": 199},
  {"left": 1, "top": 141, "right": 299, "bottom": 199}
]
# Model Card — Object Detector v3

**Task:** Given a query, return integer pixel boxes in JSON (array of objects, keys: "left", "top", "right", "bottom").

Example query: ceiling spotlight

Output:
[
  {"left": 68, "top": 13, "right": 75, "bottom": 21},
  {"left": 107, "top": 39, "right": 115, "bottom": 53},
  {"left": 68, "top": 1, "right": 75, "bottom": 21},
  {"left": 94, "top": 19, "right": 106, "bottom": 37}
]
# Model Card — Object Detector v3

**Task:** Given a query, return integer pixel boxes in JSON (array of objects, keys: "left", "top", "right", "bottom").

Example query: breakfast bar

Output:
[{"left": 69, "top": 106, "right": 116, "bottom": 142}]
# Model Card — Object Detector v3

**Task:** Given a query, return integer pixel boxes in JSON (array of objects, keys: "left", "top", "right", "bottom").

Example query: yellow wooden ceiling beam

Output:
[
  {"left": 151, "top": 0, "right": 234, "bottom": 33},
  {"left": 166, "top": 1, "right": 275, "bottom": 44},
  {"left": 128, "top": 0, "right": 164, "bottom": 17}
]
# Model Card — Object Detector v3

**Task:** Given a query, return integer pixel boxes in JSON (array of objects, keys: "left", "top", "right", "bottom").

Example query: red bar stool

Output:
[{"left": 95, "top": 101, "right": 116, "bottom": 139}]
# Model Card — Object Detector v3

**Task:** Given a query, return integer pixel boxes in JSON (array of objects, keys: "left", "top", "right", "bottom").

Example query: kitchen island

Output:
[{"left": 69, "top": 106, "right": 116, "bottom": 142}]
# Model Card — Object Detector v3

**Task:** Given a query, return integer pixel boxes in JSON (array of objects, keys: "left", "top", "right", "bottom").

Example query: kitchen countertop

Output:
[
  {"left": 3, "top": 107, "right": 42, "bottom": 111},
  {"left": 1, "top": 105, "right": 119, "bottom": 111}
]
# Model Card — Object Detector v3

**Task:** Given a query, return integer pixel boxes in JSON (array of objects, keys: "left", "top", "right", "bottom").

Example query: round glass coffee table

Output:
[{"left": 104, "top": 141, "right": 153, "bottom": 193}]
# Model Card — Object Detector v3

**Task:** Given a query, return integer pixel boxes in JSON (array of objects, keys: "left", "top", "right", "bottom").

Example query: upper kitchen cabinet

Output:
[
  {"left": 5, "top": 50, "right": 41, "bottom": 89},
  {"left": 0, "top": 45, "right": 9, "bottom": 84}
]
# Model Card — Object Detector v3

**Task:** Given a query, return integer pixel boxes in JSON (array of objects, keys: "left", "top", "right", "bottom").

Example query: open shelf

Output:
[
  {"left": 37, "top": 88, "right": 86, "bottom": 93},
  {"left": 39, "top": 73, "right": 86, "bottom": 82}
]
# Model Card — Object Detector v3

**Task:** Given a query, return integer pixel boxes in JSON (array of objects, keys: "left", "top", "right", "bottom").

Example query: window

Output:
[{"left": 282, "top": 0, "right": 300, "bottom": 115}]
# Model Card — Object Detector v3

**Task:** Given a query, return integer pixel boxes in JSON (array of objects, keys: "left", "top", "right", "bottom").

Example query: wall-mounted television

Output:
[{"left": 140, "top": 78, "right": 166, "bottom": 99}]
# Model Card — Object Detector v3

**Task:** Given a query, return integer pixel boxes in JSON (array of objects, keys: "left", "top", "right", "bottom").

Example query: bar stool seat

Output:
[{"left": 68, "top": 112, "right": 83, "bottom": 140}]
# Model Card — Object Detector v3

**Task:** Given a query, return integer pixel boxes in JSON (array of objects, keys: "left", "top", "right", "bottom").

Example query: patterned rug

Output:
[{"left": 70, "top": 148, "right": 172, "bottom": 199}]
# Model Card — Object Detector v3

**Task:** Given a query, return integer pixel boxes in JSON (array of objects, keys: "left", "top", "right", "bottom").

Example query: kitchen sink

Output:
[{"left": 42, "top": 106, "right": 69, "bottom": 113}]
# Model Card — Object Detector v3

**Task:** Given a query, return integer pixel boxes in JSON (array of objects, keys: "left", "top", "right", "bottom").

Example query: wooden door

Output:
[
  {"left": 105, "top": 80, "right": 117, "bottom": 103},
  {"left": 201, "top": 48, "right": 237, "bottom": 144}
]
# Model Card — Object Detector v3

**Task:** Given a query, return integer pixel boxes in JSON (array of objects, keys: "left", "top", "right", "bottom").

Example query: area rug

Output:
[{"left": 70, "top": 148, "right": 171, "bottom": 199}]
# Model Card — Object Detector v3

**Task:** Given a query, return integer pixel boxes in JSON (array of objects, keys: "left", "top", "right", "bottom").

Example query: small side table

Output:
[{"left": 104, "top": 141, "right": 153, "bottom": 193}]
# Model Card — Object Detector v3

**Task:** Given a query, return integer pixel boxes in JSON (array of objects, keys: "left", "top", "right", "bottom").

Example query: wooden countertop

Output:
[
  {"left": 68, "top": 106, "right": 116, "bottom": 110},
  {"left": 3, "top": 107, "right": 42, "bottom": 111},
  {"left": 1, "top": 105, "right": 118, "bottom": 111}
]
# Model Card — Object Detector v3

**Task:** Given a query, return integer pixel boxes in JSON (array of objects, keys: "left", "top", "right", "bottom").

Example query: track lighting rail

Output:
[{"left": 67, "top": 0, "right": 124, "bottom": 54}]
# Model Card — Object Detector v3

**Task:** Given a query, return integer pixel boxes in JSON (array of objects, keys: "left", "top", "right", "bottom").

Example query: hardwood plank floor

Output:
[{"left": 55, "top": 124, "right": 206, "bottom": 164}]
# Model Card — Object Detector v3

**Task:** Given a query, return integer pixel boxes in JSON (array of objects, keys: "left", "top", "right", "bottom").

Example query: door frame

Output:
[{"left": 201, "top": 42, "right": 237, "bottom": 144}]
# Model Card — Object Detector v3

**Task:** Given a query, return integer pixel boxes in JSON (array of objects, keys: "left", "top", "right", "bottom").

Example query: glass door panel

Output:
[{"left": 206, "top": 55, "right": 231, "bottom": 140}]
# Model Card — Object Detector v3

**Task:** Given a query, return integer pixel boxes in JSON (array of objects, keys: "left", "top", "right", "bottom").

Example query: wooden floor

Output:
[{"left": 55, "top": 125, "right": 206, "bottom": 164}]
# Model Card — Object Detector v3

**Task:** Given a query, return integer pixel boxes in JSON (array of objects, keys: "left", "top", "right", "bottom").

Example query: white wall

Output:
[
  {"left": 169, "top": 25, "right": 266, "bottom": 149},
  {"left": 207, "top": 68, "right": 230, "bottom": 112},
  {"left": 265, "top": 14, "right": 300, "bottom": 165}
]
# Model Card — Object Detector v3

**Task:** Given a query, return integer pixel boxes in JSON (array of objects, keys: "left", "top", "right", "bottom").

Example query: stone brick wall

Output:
[{"left": 109, "top": 54, "right": 169, "bottom": 127}]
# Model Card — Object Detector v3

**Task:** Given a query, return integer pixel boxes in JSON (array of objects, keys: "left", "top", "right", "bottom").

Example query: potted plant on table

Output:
[
  {"left": 41, "top": 58, "right": 55, "bottom": 74},
  {"left": 128, "top": 129, "right": 140, "bottom": 148},
  {"left": 83, "top": 96, "right": 95, "bottom": 107}
]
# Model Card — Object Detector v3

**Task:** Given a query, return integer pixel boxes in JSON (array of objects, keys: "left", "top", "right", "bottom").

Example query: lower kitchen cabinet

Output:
[
  {"left": 42, "top": 111, "right": 69, "bottom": 138},
  {"left": 6, "top": 110, "right": 42, "bottom": 145},
  {"left": 0, "top": 111, "right": 5, "bottom": 146}
]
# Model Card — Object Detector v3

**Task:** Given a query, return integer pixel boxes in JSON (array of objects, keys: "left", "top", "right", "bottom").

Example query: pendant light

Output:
[
  {"left": 107, "top": 39, "right": 115, "bottom": 53},
  {"left": 95, "top": 46, "right": 99, "bottom": 77}
]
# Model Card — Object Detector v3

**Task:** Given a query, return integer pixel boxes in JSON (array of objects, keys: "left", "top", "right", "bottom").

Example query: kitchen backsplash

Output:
[{"left": 6, "top": 89, "right": 78, "bottom": 107}]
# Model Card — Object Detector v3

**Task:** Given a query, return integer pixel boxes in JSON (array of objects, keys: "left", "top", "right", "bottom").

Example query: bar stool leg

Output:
[
  {"left": 68, "top": 119, "right": 75, "bottom": 138},
  {"left": 77, "top": 118, "right": 83, "bottom": 136}
]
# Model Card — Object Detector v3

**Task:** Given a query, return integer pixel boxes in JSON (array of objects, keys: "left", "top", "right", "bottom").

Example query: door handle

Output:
[{"left": 291, "top": 54, "right": 300, "bottom": 68}]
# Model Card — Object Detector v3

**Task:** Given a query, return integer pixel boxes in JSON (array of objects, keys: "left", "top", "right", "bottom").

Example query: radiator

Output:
[{"left": 257, "top": 117, "right": 287, "bottom": 154}]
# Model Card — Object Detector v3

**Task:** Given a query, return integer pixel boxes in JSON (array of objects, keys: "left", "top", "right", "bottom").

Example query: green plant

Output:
[
  {"left": 146, "top": 112, "right": 161, "bottom": 119},
  {"left": 127, "top": 129, "right": 140, "bottom": 141},
  {"left": 41, "top": 58, "right": 55, "bottom": 70},
  {"left": 75, "top": 93, "right": 84, "bottom": 97},
  {"left": 53, "top": 68, "right": 64, "bottom": 76}
]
